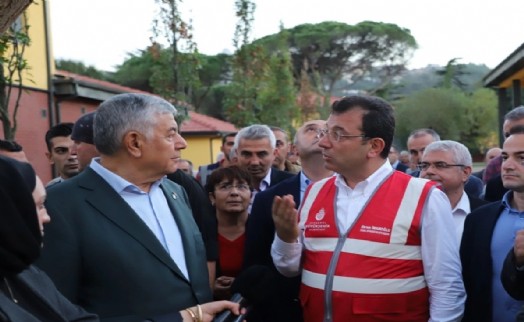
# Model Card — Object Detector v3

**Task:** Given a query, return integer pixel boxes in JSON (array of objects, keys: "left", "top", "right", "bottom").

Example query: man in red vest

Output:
[{"left": 271, "top": 95, "right": 465, "bottom": 322}]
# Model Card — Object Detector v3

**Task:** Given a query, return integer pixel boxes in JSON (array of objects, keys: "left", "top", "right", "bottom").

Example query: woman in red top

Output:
[{"left": 205, "top": 165, "right": 252, "bottom": 300}]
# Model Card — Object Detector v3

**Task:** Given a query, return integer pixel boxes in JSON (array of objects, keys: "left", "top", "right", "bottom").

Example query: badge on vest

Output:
[{"left": 359, "top": 224, "right": 391, "bottom": 236}]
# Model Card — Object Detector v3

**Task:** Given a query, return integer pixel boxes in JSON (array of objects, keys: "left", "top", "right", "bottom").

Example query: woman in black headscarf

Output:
[
  {"left": 0, "top": 156, "right": 241, "bottom": 322},
  {"left": 0, "top": 155, "right": 98, "bottom": 321}
]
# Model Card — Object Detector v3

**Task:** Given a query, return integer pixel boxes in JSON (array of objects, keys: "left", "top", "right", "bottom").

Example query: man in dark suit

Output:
[
  {"left": 419, "top": 140, "right": 488, "bottom": 242},
  {"left": 460, "top": 125, "right": 524, "bottom": 322},
  {"left": 484, "top": 106, "right": 524, "bottom": 202},
  {"left": 37, "top": 93, "right": 212, "bottom": 322},
  {"left": 233, "top": 124, "right": 294, "bottom": 197},
  {"left": 389, "top": 145, "right": 408, "bottom": 172},
  {"left": 407, "top": 128, "right": 484, "bottom": 198},
  {"left": 244, "top": 120, "right": 333, "bottom": 322}
]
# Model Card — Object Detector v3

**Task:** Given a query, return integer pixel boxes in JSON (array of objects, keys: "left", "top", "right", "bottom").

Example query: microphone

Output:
[{"left": 213, "top": 265, "right": 275, "bottom": 322}]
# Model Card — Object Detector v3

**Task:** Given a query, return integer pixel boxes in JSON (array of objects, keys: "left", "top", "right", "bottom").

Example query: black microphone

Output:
[{"left": 213, "top": 265, "right": 276, "bottom": 322}]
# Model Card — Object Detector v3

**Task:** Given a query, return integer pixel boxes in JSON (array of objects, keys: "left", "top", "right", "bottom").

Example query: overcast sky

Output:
[{"left": 49, "top": 0, "right": 523, "bottom": 72}]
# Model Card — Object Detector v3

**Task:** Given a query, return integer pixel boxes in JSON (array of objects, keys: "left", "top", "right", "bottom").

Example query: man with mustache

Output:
[{"left": 233, "top": 124, "right": 293, "bottom": 199}]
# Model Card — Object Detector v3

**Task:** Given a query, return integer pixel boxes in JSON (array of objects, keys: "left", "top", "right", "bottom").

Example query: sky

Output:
[{"left": 49, "top": 0, "right": 524, "bottom": 72}]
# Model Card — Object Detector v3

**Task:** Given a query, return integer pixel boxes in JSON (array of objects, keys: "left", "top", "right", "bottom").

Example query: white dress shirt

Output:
[
  {"left": 271, "top": 161, "right": 465, "bottom": 322},
  {"left": 451, "top": 191, "right": 471, "bottom": 243}
]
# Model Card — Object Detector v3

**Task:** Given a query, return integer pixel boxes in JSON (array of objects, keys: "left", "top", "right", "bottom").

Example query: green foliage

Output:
[
  {"left": 436, "top": 58, "right": 468, "bottom": 90},
  {"left": 225, "top": 6, "right": 299, "bottom": 131},
  {"left": 113, "top": 49, "right": 156, "bottom": 92},
  {"left": 55, "top": 59, "right": 112, "bottom": 81},
  {"left": 0, "top": 13, "right": 31, "bottom": 139},
  {"left": 152, "top": 0, "right": 200, "bottom": 109},
  {"left": 255, "top": 20, "right": 417, "bottom": 97},
  {"left": 395, "top": 87, "right": 497, "bottom": 154}
]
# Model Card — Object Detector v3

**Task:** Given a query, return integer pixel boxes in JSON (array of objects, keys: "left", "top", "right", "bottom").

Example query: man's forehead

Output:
[
  {"left": 238, "top": 138, "right": 272, "bottom": 149},
  {"left": 421, "top": 150, "right": 453, "bottom": 161},
  {"left": 504, "top": 133, "right": 524, "bottom": 151},
  {"left": 302, "top": 120, "right": 325, "bottom": 128}
]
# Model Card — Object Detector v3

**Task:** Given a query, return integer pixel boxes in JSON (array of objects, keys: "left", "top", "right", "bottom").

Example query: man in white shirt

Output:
[
  {"left": 271, "top": 95, "right": 465, "bottom": 322},
  {"left": 419, "top": 140, "right": 487, "bottom": 241}
]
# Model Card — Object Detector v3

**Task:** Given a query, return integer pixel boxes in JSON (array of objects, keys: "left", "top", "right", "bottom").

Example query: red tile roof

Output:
[
  {"left": 55, "top": 70, "right": 151, "bottom": 94},
  {"left": 182, "top": 111, "right": 237, "bottom": 134},
  {"left": 55, "top": 70, "right": 237, "bottom": 134}
]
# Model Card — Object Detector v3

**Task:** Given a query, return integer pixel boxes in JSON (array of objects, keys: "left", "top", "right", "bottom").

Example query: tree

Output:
[
  {"left": 256, "top": 25, "right": 299, "bottom": 133},
  {"left": 152, "top": 0, "right": 200, "bottom": 106},
  {"left": 255, "top": 21, "right": 417, "bottom": 101},
  {"left": 395, "top": 87, "right": 497, "bottom": 154},
  {"left": 0, "top": 13, "right": 30, "bottom": 140},
  {"left": 55, "top": 59, "right": 112, "bottom": 81},
  {"left": 436, "top": 58, "right": 468, "bottom": 90},
  {"left": 113, "top": 46, "right": 231, "bottom": 112},
  {"left": 224, "top": 0, "right": 261, "bottom": 126},
  {"left": 225, "top": 4, "right": 300, "bottom": 130}
]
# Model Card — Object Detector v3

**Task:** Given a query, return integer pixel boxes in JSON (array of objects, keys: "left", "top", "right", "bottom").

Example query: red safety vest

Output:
[{"left": 298, "top": 172, "right": 435, "bottom": 322}]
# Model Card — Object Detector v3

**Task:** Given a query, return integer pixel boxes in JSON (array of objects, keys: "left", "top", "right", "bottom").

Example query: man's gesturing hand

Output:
[{"left": 272, "top": 194, "right": 299, "bottom": 243}]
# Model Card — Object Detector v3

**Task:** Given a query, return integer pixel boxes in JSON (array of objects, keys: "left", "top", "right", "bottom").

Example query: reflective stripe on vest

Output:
[{"left": 299, "top": 171, "right": 434, "bottom": 321}]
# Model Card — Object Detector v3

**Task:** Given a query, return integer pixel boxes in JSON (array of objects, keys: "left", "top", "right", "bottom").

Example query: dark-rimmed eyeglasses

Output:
[
  {"left": 316, "top": 129, "right": 367, "bottom": 142},
  {"left": 418, "top": 161, "right": 465, "bottom": 171}
]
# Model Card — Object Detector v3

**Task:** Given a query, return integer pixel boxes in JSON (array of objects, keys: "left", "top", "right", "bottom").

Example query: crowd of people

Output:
[{"left": 1, "top": 92, "right": 524, "bottom": 322}]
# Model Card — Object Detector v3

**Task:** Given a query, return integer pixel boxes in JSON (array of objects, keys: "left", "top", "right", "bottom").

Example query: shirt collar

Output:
[
  {"left": 335, "top": 160, "right": 393, "bottom": 196},
  {"left": 89, "top": 157, "right": 163, "bottom": 194},
  {"left": 452, "top": 191, "right": 471, "bottom": 214},
  {"left": 257, "top": 168, "right": 272, "bottom": 191}
]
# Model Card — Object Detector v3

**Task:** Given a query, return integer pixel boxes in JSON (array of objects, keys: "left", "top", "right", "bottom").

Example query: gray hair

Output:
[
  {"left": 505, "top": 106, "right": 524, "bottom": 122},
  {"left": 233, "top": 124, "right": 276, "bottom": 151},
  {"left": 408, "top": 128, "right": 441, "bottom": 141},
  {"left": 94, "top": 93, "right": 177, "bottom": 155},
  {"left": 423, "top": 140, "right": 472, "bottom": 166}
]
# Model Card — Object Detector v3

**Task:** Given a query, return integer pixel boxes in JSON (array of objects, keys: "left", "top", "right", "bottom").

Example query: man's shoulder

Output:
[
  {"left": 199, "top": 162, "right": 220, "bottom": 171},
  {"left": 467, "top": 200, "right": 503, "bottom": 221},
  {"left": 270, "top": 168, "right": 295, "bottom": 184},
  {"left": 259, "top": 174, "right": 300, "bottom": 198}
]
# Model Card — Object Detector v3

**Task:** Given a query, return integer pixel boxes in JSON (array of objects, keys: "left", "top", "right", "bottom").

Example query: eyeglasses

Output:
[
  {"left": 216, "top": 183, "right": 251, "bottom": 192},
  {"left": 316, "top": 129, "right": 367, "bottom": 142},
  {"left": 418, "top": 161, "right": 465, "bottom": 171}
]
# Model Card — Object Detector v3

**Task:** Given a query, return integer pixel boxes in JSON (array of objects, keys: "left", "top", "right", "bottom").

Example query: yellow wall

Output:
[
  {"left": 3, "top": 0, "right": 51, "bottom": 90},
  {"left": 181, "top": 136, "right": 223, "bottom": 169}
]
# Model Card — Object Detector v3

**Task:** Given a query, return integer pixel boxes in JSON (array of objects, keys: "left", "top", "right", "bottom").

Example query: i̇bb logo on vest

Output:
[{"left": 305, "top": 208, "right": 330, "bottom": 232}]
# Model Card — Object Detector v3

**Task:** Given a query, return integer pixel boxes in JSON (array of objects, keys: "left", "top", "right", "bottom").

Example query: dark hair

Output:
[
  {"left": 408, "top": 128, "right": 440, "bottom": 141},
  {"left": 270, "top": 126, "right": 289, "bottom": 142},
  {"left": 45, "top": 122, "right": 74, "bottom": 152},
  {"left": 509, "top": 124, "right": 524, "bottom": 136},
  {"left": 0, "top": 139, "right": 23, "bottom": 152},
  {"left": 205, "top": 165, "right": 253, "bottom": 193},
  {"left": 331, "top": 95, "right": 395, "bottom": 159},
  {"left": 221, "top": 132, "right": 237, "bottom": 145}
]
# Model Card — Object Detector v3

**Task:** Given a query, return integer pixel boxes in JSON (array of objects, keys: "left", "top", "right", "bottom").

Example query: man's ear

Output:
[
  {"left": 367, "top": 138, "right": 385, "bottom": 158},
  {"left": 124, "top": 131, "right": 144, "bottom": 158},
  {"left": 463, "top": 166, "right": 473, "bottom": 183},
  {"left": 45, "top": 151, "right": 54, "bottom": 164}
]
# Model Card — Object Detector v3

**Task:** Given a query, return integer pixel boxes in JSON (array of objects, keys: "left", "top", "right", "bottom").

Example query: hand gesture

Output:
[{"left": 272, "top": 194, "right": 299, "bottom": 243}]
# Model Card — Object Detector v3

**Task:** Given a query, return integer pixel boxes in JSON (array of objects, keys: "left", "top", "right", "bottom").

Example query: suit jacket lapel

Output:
[
  {"left": 160, "top": 180, "right": 200, "bottom": 283},
  {"left": 78, "top": 169, "right": 187, "bottom": 280}
]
